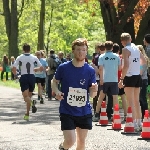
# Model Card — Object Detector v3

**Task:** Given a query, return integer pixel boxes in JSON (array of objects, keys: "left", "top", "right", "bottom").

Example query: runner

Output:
[
  {"left": 118, "top": 33, "right": 146, "bottom": 131},
  {"left": 35, "top": 51, "right": 49, "bottom": 104},
  {"left": 93, "top": 41, "right": 121, "bottom": 122},
  {"left": 113, "top": 43, "right": 127, "bottom": 120},
  {"left": 51, "top": 38, "right": 98, "bottom": 150},
  {"left": 12, "top": 44, "right": 43, "bottom": 120}
]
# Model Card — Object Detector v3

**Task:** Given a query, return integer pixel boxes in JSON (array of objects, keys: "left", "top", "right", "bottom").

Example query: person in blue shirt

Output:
[
  {"left": 93, "top": 41, "right": 121, "bottom": 121},
  {"left": 51, "top": 38, "right": 98, "bottom": 150},
  {"left": 35, "top": 51, "right": 49, "bottom": 104}
]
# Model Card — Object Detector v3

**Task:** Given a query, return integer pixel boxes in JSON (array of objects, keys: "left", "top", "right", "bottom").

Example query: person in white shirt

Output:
[
  {"left": 12, "top": 43, "right": 43, "bottom": 120},
  {"left": 118, "top": 33, "right": 146, "bottom": 131}
]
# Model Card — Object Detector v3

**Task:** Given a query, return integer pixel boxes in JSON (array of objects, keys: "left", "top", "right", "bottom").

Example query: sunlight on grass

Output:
[{"left": 0, "top": 80, "right": 20, "bottom": 89}]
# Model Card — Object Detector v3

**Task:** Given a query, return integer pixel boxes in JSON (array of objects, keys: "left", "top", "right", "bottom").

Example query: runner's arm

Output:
[
  {"left": 12, "top": 57, "right": 19, "bottom": 75},
  {"left": 120, "top": 48, "right": 130, "bottom": 79},
  {"left": 34, "top": 57, "right": 43, "bottom": 72},
  {"left": 51, "top": 77, "right": 60, "bottom": 94}
]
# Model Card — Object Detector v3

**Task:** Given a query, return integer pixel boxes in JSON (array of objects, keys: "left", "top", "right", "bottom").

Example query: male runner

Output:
[
  {"left": 118, "top": 33, "right": 146, "bottom": 131},
  {"left": 13, "top": 44, "right": 43, "bottom": 120},
  {"left": 51, "top": 38, "right": 98, "bottom": 150},
  {"left": 35, "top": 51, "right": 48, "bottom": 104}
]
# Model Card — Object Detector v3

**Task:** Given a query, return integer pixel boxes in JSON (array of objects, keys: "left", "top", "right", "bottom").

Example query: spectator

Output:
[
  {"left": 10, "top": 56, "right": 15, "bottom": 80},
  {"left": 1, "top": 55, "right": 9, "bottom": 81}
]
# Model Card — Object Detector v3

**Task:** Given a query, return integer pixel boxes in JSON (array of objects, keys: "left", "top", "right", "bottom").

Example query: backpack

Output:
[{"left": 51, "top": 55, "right": 61, "bottom": 71}]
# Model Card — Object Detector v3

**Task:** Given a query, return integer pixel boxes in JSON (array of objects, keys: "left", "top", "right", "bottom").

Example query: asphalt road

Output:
[{"left": 0, "top": 86, "right": 150, "bottom": 150}]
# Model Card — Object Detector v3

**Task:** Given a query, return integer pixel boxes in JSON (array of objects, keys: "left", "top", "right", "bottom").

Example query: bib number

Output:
[{"left": 67, "top": 87, "right": 87, "bottom": 107}]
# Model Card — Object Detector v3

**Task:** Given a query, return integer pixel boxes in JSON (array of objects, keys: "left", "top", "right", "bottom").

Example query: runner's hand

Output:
[
  {"left": 55, "top": 91, "right": 64, "bottom": 101},
  {"left": 118, "top": 80, "right": 124, "bottom": 88},
  {"left": 90, "top": 83, "right": 98, "bottom": 92}
]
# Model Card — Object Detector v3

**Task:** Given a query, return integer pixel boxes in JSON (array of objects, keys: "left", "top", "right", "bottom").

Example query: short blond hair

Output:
[{"left": 121, "top": 33, "right": 131, "bottom": 41}]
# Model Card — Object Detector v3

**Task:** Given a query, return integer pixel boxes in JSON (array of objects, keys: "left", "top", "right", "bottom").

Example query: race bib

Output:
[{"left": 67, "top": 87, "right": 87, "bottom": 107}]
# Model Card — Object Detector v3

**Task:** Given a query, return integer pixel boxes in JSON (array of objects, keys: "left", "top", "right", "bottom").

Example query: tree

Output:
[
  {"left": 2, "top": 0, "right": 25, "bottom": 58},
  {"left": 99, "top": 0, "right": 150, "bottom": 45},
  {"left": 37, "top": 0, "right": 45, "bottom": 50},
  {"left": 3, "top": 0, "right": 18, "bottom": 58},
  {"left": 81, "top": 0, "right": 150, "bottom": 45}
]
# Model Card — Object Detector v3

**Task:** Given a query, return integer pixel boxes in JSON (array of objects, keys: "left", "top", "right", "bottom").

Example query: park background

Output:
[{"left": 0, "top": 0, "right": 150, "bottom": 104}]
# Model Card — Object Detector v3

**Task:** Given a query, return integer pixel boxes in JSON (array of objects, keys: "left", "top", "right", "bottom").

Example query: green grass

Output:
[{"left": 0, "top": 80, "right": 20, "bottom": 89}]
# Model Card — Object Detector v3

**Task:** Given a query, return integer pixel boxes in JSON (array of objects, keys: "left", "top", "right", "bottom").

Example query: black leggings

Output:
[{"left": 1, "top": 71, "right": 8, "bottom": 80}]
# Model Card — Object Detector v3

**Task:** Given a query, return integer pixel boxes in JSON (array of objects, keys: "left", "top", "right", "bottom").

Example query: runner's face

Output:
[
  {"left": 73, "top": 45, "right": 87, "bottom": 61},
  {"left": 36, "top": 52, "right": 41, "bottom": 59}
]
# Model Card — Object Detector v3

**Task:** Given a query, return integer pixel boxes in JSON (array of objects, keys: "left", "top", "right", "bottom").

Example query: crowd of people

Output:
[{"left": 1, "top": 32, "right": 150, "bottom": 150}]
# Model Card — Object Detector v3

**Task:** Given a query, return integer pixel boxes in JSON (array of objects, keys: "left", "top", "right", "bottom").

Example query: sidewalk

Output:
[{"left": 0, "top": 86, "right": 150, "bottom": 150}]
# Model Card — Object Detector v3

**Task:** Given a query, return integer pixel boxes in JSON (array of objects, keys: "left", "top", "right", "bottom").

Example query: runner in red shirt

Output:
[{"left": 113, "top": 43, "right": 127, "bottom": 120}]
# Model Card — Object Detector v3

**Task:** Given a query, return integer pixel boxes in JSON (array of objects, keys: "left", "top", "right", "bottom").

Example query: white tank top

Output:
[{"left": 123, "top": 43, "right": 140, "bottom": 76}]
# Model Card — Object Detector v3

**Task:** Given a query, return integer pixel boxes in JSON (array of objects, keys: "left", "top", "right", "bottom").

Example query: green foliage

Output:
[{"left": 0, "top": 0, "right": 105, "bottom": 58}]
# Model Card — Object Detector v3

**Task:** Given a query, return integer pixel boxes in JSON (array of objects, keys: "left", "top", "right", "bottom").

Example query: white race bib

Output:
[{"left": 67, "top": 87, "right": 87, "bottom": 107}]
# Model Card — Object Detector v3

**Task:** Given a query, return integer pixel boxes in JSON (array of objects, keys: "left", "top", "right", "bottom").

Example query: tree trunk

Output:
[
  {"left": 99, "top": 0, "right": 139, "bottom": 45},
  {"left": 3, "top": 0, "right": 19, "bottom": 58},
  {"left": 10, "top": 0, "right": 19, "bottom": 58},
  {"left": 135, "top": 7, "right": 150, "bottom": 45},
  {"left": 37, "top": 0, "right": 45, "bottom": 50}
]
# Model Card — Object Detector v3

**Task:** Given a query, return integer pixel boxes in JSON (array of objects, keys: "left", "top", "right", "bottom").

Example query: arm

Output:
[
  {"left": 51, "top": 77, "right": 60, "bottom": 94},
  {"left": 140, "top": 52, "right": 147, "bottom": 65},
  {"left": 120, "top": 48, "right": 130, "bottom": 79},
  {"left": 34, "top": 57, "right": 43, "bottom": 72},
  {"left": 88, "top": 69, "right": 98, "bottom": 98},
  {"left": 12, "top": 57, "right": 19, "bottom": 75},
  {"left": 99, "top": 65, "right": 103, "bottom": 85},
  {"left": 118, "top": 57, "right": 122, "bottom": 71}
]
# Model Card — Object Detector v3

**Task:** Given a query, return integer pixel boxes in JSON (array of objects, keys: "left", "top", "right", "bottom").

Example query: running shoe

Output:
[
  {"left": 24, "top": 115, "right": 29, "bottom": 120},
  {"left": 59, "top": 143, "right": 68, "bottom": 150},
  {"left": 38, "top": 95, "right": 40, "bottom": 100},
  {"left": 92, "top": 115, "right": 99, "bottom": 122},
  {"left": 40, "top": 98, "right": 44, "bottom": 104}
]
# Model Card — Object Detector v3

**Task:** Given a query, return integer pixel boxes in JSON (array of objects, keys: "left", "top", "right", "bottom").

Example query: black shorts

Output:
[
  {"left": 102, "top": 82, "right": 118, "bottom": 95},
  {"left": 20, "top": 74, "right": 35, "bottom": 92},
  {"left": 118, "top": 88, "right": 125, "bottom": 95},
  {"left": 60, "top": 113, "right": 92, "bottom": 131},
  {"left": 35, "top": 77, "right": 45, "bottom": 87},
  {"left": 123, "top": 75, "right": 142, "bottom": 87}
]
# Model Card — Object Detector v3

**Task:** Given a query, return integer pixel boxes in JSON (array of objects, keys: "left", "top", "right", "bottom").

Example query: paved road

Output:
[{"left": 0, "top": 86, "right": 150, "bottom": 150}]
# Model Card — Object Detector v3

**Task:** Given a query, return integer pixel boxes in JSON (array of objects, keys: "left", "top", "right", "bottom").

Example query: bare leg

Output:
[
  {"left": 95, "top": 90, "right": 105, "bottom": 113},
  {"left": 62, "top": 130, "right": 76, "bottom": 149},
  {"left": 112, "top": 95, "right": 119, "bottom": 107},
  {"left": 22, "top": 89, "right": 31, "bottom": 116},
  {"left": 121, "top": 94, "right": 127, "bottom": 115},
  {"left": 124, "top": 87, "right": 135, "bottom": 119},
  {"left": 134, "top": 88, "right": 142, "bottom": 119},
  {"left": 76, "top": 128, "right": 88, "bottom": 150}
]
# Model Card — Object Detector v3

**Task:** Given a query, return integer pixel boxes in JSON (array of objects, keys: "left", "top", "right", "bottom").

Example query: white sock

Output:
[
  {"left": 137, "top": 119, "right": 142, "bottom": 126},
  {"left": 133, "top": 119, "right": 138, "bottom": 127}
]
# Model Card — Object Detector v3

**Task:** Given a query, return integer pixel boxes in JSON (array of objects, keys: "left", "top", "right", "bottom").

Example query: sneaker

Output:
[
  {"left": 134, "top": 125, "right": 142, "bottom": 132},
  {"left": 92, "top": 115, "right": 99, "bottom": 122},
  {"left": 24, "top": 115, "right": 29, "bottom": 120},
  {"left": 59, "top": 143, "right": 68, "bottom": 150},
  {"left": 48, "top": 98, "right": 52, "bottom": 101},
  {"left": 38, "top": 95, "right": 40, "bottom": 100},
  {"left": 40, "top": 98, "right": 44, "bottom": 104}
]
